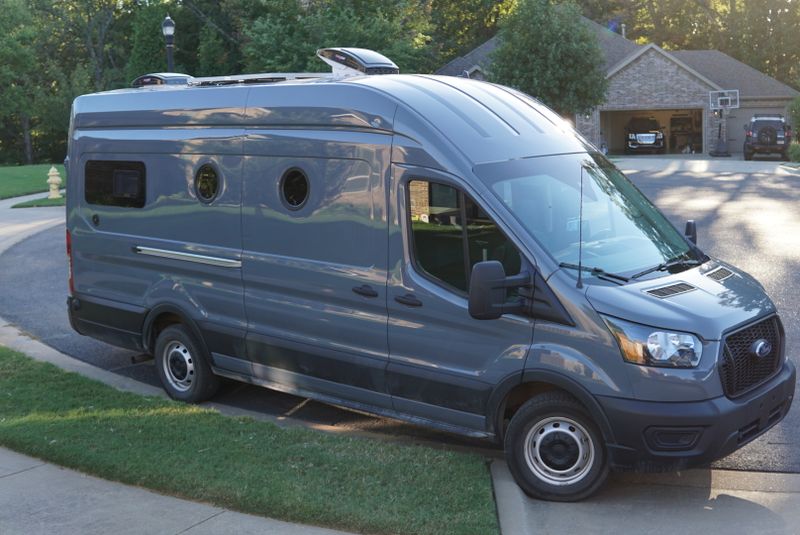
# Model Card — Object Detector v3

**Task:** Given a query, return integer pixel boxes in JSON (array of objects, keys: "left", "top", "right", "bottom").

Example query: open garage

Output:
[{"left": 601, "top": 109, "right": 703, "bottom": 155}]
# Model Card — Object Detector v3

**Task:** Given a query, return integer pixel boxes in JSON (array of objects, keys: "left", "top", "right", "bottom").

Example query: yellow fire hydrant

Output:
[{"left": 47, "top": 166, "right": 63, "bottom": 200}]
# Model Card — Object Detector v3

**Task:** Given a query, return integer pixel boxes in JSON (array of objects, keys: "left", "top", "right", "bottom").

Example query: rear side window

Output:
[
  {"left": 85, "top": 160, "right": 146, "bottom": 208},
  {"left": 408, "top": 179, "right": 521, "bottom": 293}
]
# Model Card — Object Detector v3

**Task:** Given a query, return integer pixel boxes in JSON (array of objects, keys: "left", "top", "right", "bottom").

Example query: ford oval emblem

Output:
[{"left": 750, "top": 339, "right": 773, "bottom": 359}]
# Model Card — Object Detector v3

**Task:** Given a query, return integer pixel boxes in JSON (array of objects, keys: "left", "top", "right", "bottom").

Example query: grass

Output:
[
  {"left": 0, "top": 163, "right": 66, "bottom": 199},
  {"left": 0, "top": 347, "right": 498, "bottom": 535},
  {"left": 11, "top": 196, "right": 65, "bottom": 208}
]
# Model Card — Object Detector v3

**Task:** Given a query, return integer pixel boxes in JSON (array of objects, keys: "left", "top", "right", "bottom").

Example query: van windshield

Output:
[{"left": 476, "top": 152, "right": 699, "bottom": 278}]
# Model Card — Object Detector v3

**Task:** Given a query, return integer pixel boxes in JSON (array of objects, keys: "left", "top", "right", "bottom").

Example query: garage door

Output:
[
  {"left": 600, "top": 109, "right": 703, "bottom": 154},
  {"left": 727, "top": 106, "right": 789, "bottom": 153}
]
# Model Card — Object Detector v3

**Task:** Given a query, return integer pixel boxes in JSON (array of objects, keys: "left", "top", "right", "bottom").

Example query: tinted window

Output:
[
  {"left": 85, "top": 161, "right": 146, "bottom": 208},
  {"left": 281, "top": 168, "right": 310, "bottom": 209},
  {"left": 409, "top": 180, "right": 521, "bottom": 293},
  {"left": 628, "top": 118, "right": 659, "bottom": 131},
  {"left": 195, "top": 164, "right": 220, "bottom": 202}
]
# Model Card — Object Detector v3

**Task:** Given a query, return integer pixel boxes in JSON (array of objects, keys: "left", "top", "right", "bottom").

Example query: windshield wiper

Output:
[
  {"left": 559, "top": 262, "right": 629, "bottom": 283},
  {"left": 630, "top": 257, "right": 702, "bottom": 280}
]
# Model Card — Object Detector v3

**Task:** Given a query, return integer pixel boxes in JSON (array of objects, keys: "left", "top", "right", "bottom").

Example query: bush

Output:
[{"left": 789, "top": 142, "right": 800, "bottom": 162}]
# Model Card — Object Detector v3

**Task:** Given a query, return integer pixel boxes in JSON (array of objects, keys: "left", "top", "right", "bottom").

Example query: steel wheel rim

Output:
[
  {"left": 523, "top": 416, "right": 595, "bottom": 486},
  {"left": 162, "top": 341, "right": 195, "bottom": 392}
]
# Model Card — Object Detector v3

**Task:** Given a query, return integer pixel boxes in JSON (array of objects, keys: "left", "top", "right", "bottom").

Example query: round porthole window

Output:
[
  {"left": 195, "top": 164, "right": 219, "bottom": 203},
  {"left": 280, "top": 168, "right": 309, "bottom": 210}
]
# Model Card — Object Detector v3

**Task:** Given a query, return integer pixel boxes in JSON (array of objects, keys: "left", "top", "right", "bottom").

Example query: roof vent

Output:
[
  {"left": 706, "top": 266, "right": 734, "bottom": 282},
  {"left": 317, "top": 47, "right": 399, "bottom": 76},
  {"left": 646, "top": 282, "right": 696, "bottom": 298}
]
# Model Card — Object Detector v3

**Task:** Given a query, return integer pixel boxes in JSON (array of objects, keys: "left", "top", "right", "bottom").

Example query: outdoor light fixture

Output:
[{"left": 162, "top": 14, "right": 176, "bottom": 72}]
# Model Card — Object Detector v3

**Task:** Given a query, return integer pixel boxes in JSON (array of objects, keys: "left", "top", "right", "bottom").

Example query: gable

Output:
[{"left": 604, "top": 47, "right": 717, "bottom": 109}]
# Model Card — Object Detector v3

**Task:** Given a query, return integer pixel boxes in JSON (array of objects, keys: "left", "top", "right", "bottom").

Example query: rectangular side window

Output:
[
  {"left": 85, "top": 160, "right": 146, "bottom": 208},
  {"left": 408, "top": 179, "right": 522, "bottom": 294}
]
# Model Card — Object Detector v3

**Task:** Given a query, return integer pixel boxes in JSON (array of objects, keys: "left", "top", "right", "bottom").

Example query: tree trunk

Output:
[{"left": 21, "top": 113, "right": 33, "bottom": 165}]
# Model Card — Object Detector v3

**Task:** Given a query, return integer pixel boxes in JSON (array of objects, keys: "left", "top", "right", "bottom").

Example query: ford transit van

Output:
[{"left": 65, "top": 48, "right": 795, "bottom": 501}]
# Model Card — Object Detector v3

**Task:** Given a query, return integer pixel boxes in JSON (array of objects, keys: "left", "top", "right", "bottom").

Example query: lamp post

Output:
[{"left": 162, "top": 14, "right": 175, "bottom": 72}]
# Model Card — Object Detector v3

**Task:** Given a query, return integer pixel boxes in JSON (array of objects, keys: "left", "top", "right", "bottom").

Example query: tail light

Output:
[
  {"left": 66, "top": 229, "right": 75, "bottom": 295},
  {"left": 746, "top": 130, "right": 752, "bottom": 137}
]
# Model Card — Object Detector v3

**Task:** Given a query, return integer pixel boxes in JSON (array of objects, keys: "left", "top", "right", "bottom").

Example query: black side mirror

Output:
[
  {"left": 468, "top": 261, "right": 529, "bottom": 320},
  {"left": 685, "top": 220, "right": 697, "bottom": 245}
]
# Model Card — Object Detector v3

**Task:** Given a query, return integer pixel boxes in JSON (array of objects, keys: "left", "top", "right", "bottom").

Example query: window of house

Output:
[
  {"left": 85, "top": 160, "right": 146, "bottom": 208},
  {"left": 408, "top": 179, "right": 521, "bottom": 293}
]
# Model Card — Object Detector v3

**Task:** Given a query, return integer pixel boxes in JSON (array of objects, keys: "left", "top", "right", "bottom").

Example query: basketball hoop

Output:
[
  {"left": 709, "top": 90, "right": 739, "bottom": 157},
  {"left": 709, "top": 90, "right": 739, "bottom": 111}
]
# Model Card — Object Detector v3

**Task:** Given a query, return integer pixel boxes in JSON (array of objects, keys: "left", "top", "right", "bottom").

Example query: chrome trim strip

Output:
[{"left": 134, "top": 246, "right": 241, "bottom": 268}]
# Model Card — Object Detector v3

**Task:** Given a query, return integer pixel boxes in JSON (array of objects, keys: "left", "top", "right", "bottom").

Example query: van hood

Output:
[{"left": 584, "top": 260, "right": 776, "bottom": 341}]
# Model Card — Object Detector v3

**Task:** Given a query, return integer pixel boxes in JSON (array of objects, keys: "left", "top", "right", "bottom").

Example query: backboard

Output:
[{"left": 709, "top": 89, "right": 739, "bottom": 110}]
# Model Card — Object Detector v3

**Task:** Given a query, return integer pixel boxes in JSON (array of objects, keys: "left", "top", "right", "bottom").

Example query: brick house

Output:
[{"left": 436, "top": 18, "right": 799, "bottom": 155}]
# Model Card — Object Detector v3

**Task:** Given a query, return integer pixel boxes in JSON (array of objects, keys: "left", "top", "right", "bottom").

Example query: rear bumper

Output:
[
  {"left": 745, "top": 143, "right": 787, "bottom": 154},
  {"left": 67, "top": 294, "right": 146, "bottom": 352},
  {"left": 598, "top": 360, "right": 795, "bottom": 471}
]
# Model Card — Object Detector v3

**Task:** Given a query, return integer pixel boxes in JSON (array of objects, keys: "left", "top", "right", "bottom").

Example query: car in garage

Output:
[
  {"left": 625, "top": 117, "right": 665, "bottom": 154},
  {"left": 743, "top": 115, "right": 792, "bottom": 160}
]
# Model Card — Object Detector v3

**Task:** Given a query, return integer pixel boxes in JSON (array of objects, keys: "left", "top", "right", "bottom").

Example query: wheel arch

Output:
[
  {"left": 487, "top": 369, "right": 616, "bottom": 446},
  {"left": 142, "top": 303, "right": 209, "bottom": 357}
]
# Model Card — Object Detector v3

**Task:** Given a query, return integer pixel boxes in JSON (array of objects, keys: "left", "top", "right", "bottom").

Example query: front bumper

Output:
[
  {"left": 597, "top": 360, "right": 795, "bottom": 471},
  {"left": 627, "top": 140, "right": 664, "bottom": 152}
]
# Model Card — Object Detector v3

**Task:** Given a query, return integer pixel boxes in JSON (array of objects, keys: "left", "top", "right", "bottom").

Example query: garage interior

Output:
[{"left": 601, "top": 109, "right": 704, "bottom": 155}]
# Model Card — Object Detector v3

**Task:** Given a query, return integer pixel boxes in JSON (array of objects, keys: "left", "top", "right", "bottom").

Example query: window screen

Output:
[
  {"left": 408, "top": 179, "right": 521, "bottom": 293},
  {"left": 85, "top": 160, "right": 146, "bottom": 208}
]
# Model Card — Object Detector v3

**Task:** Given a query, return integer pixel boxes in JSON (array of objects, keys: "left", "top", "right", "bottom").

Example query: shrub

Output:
[{"left": 789, "top": 142, "right": 800, "bottom": 162}]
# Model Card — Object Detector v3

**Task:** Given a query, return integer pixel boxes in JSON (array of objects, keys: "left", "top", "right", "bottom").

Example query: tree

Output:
[
  {"left": 489, "top": 0, "right": 608, "bottom": 116},
  {"left": 0, "top": 1, "right": 39, "bottom": 164},
  {"left": 429, "top": 0, "right": 514, "bottom": 64},
  {"left": 242, "top": 0, "right": 432, "bottom": 74}
]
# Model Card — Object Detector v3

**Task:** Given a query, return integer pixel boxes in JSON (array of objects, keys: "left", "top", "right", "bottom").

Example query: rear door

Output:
[{"left": 386, "top": 165, "right": 534, "bottom": 433}]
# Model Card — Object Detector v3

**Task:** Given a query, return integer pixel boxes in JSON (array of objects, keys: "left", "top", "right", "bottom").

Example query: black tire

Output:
[
  {"left": 504, "top": 391, "right": 608, "bottom": 502},
  {"left": 154, "top": 324, "right": 219, "bottom": 402}
]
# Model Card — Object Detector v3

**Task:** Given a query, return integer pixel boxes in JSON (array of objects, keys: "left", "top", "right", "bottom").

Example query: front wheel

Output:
[
  {"left": 154, "top": 324, "right": 219, "bottom": 402},
  {"left": 504, "top": 391, "right": 608, "bottom": 501}
]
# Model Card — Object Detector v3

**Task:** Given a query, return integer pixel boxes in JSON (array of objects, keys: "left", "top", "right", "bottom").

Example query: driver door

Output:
[{"left": 386, "top": 165, "right": 535, "bottom": 434}]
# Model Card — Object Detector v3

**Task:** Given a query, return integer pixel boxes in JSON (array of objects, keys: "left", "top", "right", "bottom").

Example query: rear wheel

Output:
[
  {"left": 505, "top": 391, "right": 608, "bottom": 501},
  {"left": 154, "top": 325, "right": 219, "bottom": 402}
]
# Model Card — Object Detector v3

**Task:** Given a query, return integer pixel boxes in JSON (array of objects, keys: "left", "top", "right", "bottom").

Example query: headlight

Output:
[
  {"left": 602, "top": 315, "right": 702, "bottom": 368},
  {"left": 628, "top": 133, "right": 636, "bottom": 140}
]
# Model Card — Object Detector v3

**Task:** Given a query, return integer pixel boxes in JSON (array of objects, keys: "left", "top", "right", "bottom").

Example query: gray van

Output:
[{"left": 66, "top": 48, "right": 795, "bottom": 501}]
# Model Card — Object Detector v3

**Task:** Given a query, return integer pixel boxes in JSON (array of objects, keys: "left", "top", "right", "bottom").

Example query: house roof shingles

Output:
[
  {"left": 436, "top": 18, "right": 798, "bottom": 101},
  {"left": 670, "top": 50, "right": 798, "bottom": 99}
]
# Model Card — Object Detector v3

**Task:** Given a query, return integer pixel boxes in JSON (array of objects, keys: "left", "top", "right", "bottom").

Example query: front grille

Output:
[
  {"left": 719, "top": 315, "right": 783, "bottom": 398},
  {"left": 646, "top": 282, "right": 696, "bottom": 298}
]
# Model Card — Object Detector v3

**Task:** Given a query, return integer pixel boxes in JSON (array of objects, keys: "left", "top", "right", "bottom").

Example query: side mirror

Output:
[
  {"left": 685, "top": 220, "right": 697, "bottom": 245},
  {"left": 468, "top": 261, "right": 529, "bottom": 320}
]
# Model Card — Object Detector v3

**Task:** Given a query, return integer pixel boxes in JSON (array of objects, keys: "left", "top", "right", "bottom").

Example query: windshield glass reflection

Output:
[{"left": 476, "top": 152, "right": 699, "bottom": 277}]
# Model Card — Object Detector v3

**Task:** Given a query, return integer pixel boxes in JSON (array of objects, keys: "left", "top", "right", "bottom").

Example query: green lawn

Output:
[
  {"left": 0, "top": 347, "right": 498, "bottom": 535},
  {"left": 11, "top": 196, "right": 65, "bottom": 208},
  {"left": 0, "top": 163, "right": 66, "bottom": 199}
]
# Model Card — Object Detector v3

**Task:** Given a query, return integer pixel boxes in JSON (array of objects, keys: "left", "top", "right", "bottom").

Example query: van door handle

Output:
[
  {"left": 352, "top": 285, "right": 379, "bottom": 298},
  {"left": 394, "top": 293, "right": 422, "bottom": 307}
]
